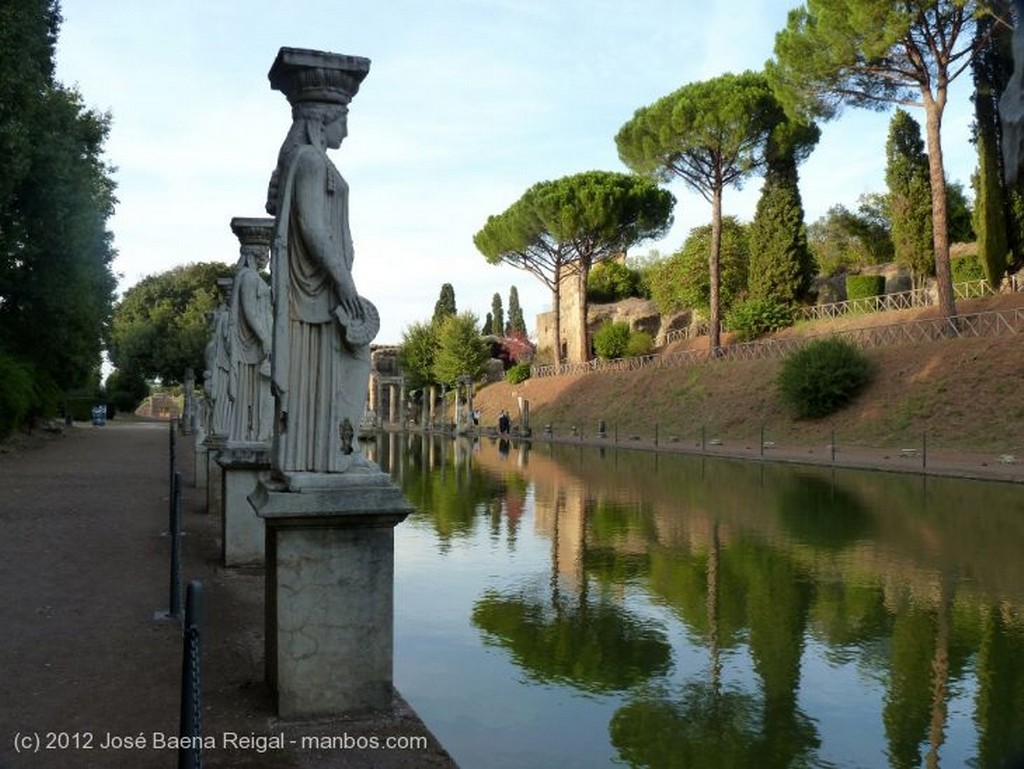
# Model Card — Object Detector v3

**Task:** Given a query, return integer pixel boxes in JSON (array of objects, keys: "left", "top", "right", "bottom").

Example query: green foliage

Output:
[
  {"left": 0, "top": 0, "right": 118, "bottom": 396},
  {"left": 725, "top": 297, "right": 795, "bottom": 342},
  {"left": 845, "top": 275, "right": 886, "bottom": 302},
  {"left": 647, "top": 217, "right": 749, "bottom": 316},
  {"left": 398, "top": 321, "right": 439, "bottom": 391},
  {"left": 491, "top": 293, "right": 504, "bottom": 335},
  {"left": 109, "top": 262, "right": 233, "bottom": 384},
  {"left": 748, "top": 172, "right": 814, "bottom": 304},
  {"left": 625, "top": 330, "right": 654, "bottom": 357},
  {"left": 475, "top": 170, "right": 674, "bottom": 363},
  {"left": 593, "top": 321, "right": 632, "bottom": 359},
  {"left": 778, "top": 337, "right": 871, "bottom": 419},
  {"left": 432, "top": 283, "right": 457, "bottom": 325},
  {"left": 974, "top": 129, "right": 1010, "bottom": 286},
  {"left": 104, "top": 367, "right": 150, "bottom": 414},
  {"left": 481, "top": 312, "right": 493, "bottom": 336},
  {"left": 885, "top": 109, "right": 934, "bottom": 282},
  {"left": 946, "top": 181, "right": 974, "bottom": 243},
  {"left": 432, "top": 312, "right": 489, "bottom": 385},
  {"left": 507, "top": 285, "right": 527, "bottom": 335},
  {"left": 0, "top": 352, "right": 36, "bottom": 438},
  {"left": 506, "top": 362, "right": 531, "bottom": 385},
  {"left": 808, "top": 198, "right": 894, "bottom": 276},
  {"left": 587, "top": 261, "right": 645, "bottom": 303},
  {"left": 951, "top": 255, "right": 985, "bottom": 283}
]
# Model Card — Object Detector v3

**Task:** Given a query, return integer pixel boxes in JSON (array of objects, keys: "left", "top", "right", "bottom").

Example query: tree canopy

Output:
[
  {"left": 886, "top": 108, "right": 935, "bottom": 285},
  {"left": 768, "top": 0, "right": 983, "bottom": 321},
  {"left": 616, "top": 70, "right": 787, "bottom": 350},
  {"left": 475, "top": 170, "right": 673, "bottom": 364},
  {"left": 108, "top": 262, "right": 233, "bottom": 385},
  {"left": 432, "top": 312, "right": 490, "bottom": 386},
  {"left": 0, "top": 0, "right": 118, "bottom": 429}
]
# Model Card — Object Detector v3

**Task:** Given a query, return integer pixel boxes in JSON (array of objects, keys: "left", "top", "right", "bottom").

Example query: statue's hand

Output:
[{"left": 336, "top": 275, "right": 364, "bottom": 321}]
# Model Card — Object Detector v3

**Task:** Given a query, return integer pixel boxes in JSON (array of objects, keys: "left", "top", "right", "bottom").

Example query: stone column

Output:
[
  {"left": 399, "top": 379, "right": 407, "bottom": 429},
  {"left": 388, "top": 383, "right": 397, "bottom": 427},
  {"left": 182, "top": 368, "right": 194, "bottom": 436}
]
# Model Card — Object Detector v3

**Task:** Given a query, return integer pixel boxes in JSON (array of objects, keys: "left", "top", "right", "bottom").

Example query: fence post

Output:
[
  {"left": 155, "top": 472, "right": 183, "bottom": 623},
  {"left": 654, "top": 424, "right": 659, "bottom": 448},
  {"left": 922, "top": 432, "right": 927, "bottom": 470},
  {"left": 831, "top": 428, "right": 836, "bottom": 464},
  {"left": 179, "top": 580, "right": 203, "bottom": 769}
]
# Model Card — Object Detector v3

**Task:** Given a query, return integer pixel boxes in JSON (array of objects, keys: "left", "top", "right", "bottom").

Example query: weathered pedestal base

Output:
[
  {"left": 205, "top": 435, "right": 226, "bottom": 516},
  {"left": 249, "top": 470, "right": 412, "bottom": 719},
  {"left": 217, "top": 443, "right": 271, "bottom": 567},
  {"left": 194, "top": 428, "right": 208, "bottom": 491}
]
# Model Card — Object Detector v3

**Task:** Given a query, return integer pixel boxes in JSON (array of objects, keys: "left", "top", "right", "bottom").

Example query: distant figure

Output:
[
  {"left": 265, "top": 49, "right": 378, "bottom": 476},
  {"left": 472, "top": 408, "right": 481, "bottom": 427},
  {"left": 497, "top": 410, "right": 511, "bottom": 436},
  {"left": 205, "top": 296, "right": 232, "bottom": 438}
]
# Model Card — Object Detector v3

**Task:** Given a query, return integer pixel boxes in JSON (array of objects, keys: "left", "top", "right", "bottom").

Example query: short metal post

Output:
[
  {"left": 170, "top": 472, "right": 183, "bottom": 618},
  {"left": 760, "top": 425, "right": 764, "bottom": 457},
  {"left": 654, "top": 424, "right": 659, "bottom": 448},
  {"left": 701, "top": 426, "right": 706, "bottom": 452},
  {"left": 831, "top": 428, "right": 836, "bottom": 463},
  {"left": 922, "top": 432, "right": 927, "bottom": 469},
  {"left": 179, "top": 580, "right": 203, "bottom": 769}
]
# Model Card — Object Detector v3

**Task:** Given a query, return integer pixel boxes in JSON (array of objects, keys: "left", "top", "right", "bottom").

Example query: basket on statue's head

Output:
[{"left": 333, "top": 296, "right": 379, "bottom": 347}]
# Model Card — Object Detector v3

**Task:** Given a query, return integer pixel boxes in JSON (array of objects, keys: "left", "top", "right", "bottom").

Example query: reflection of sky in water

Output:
[{"left": 388, "top": 437, "right": 1024, "bottom": 769}]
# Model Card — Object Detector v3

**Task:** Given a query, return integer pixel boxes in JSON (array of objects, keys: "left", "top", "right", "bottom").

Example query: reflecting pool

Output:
[{"left": 369, "top": 433, "right": 1024, "bottom": 769}]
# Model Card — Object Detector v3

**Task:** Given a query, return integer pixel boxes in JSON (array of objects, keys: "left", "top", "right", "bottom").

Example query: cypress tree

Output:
[
  {"left": 507, "top": 285, "right": 526, "bottom": 335},
  {"left": 432, "top": 283, "right": 456, "bottom": 325},
  {"left": 885, "top": 109, "right": 934, "bottom": 288},
  {"left": 747, "top": 121, "right": 816, "bottom": 304},
  {"left": 491, "top": 292, "right": 504, "bottom": 336}
]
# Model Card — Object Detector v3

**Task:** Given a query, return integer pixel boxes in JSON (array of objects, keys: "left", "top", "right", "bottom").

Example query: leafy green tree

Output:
[
  {"left": 647, "top": 217, "right": 750, "bottom": 317},
  {"left": 617, "top": 70, "right": 781, "bottom": 351},
  {"left": 490, "top": 292, "right": 504, "bottom": 336},
  {"left": 748, "top": 118, "right": 820, "bottom": 304},
  {"left": 432, "top": 283, "right": 456, "bottom": 325},
  {"left": 397, "top": 321, "right": 439, "bottom": 391},
  {"left": 768, "top": 0, "right": 983, "bottom": 323},
  {"left": 475, "top": 170, "right": 673, "bottom": 364},
  {"left": 0, "top": 0, "right": 118, "bottom": 412},
  {"left": 507, "top": 285, "right": 526, "bottom": 335},
  {"left": 104, "top": 366, "right": 150, "bottom": 414},
  {"left": 587, "top": 261, "right": 645, "bottom": 303},
  {"left": 808, "top": 198, "right": 894, "bottom": 276},
  {"left": 885, "top": 109, "right": 934, "bottom": 287},
  {"left": 432, "top": 311, "right": 489, "bottom": 385},
  {"left": 946, "top": 180, "right": 975, "bottom": 243},
  {"left": 108, "top": 262, "right": 233, "bottom": 384}
]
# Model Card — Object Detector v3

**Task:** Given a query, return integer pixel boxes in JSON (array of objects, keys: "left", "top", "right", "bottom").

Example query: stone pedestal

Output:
[
  {"left": 194, "top": 432, "right": 208, "bottom": 492},
  {"left": 249, "top": 470, "right": 412, "bottom": 719},
  {"left": 205, "top": 435, "right": 227, "bottom": 516},
  {"left": 217, "top": 442, "right": 271, "bottom": 567}
]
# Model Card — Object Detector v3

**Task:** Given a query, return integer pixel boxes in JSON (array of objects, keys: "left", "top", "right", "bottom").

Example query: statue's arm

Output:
[{"left": 292, "top": 152, "right": 362, "bottom": 319}]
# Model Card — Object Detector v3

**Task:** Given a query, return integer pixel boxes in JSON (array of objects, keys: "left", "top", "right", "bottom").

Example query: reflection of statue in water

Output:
[
  {"left": 205, "top": 282, "right": 233, "bottom": 438},
  {"left": 1001, "top": 0, "right": 1024, "bottom": 185},
  {"left": 266, "top": 49, "right": 379, "bottom": 477},
  {"left": 227, "top": 218, "right": 274, "bottom": 444}
]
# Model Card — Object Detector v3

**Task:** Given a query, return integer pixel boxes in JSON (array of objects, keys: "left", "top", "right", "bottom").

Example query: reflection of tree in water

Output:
[
  {"left": 611, "top": 525, "right": 821, "bottom": 768},
  {"left": 777, "top": 474, "right": 873, "bottom": 551},
  {"left": 471, "top": 588, "right": 671, "bottom": 694},
  {"left": 392, "top": 439, "right": 507, "bottom": 547},
  {"left": 976, "top": 604, "right": 1024, "bottom": 768}
]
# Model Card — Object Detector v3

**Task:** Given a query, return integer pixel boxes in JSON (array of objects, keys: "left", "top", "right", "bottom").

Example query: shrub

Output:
[
  {"left": 593, "top": 321, "right": 631, "bottom": 359},
  {"left": 777, "top": 337, "right": 871, "bottom": 418},
  {"left": 725, "top": 297, "right": 795, "bottom": 341},
  {"left": 506, "top": 362, "right": 531, "bottom": 384},
  {"left": 0, "top": 353, "right": 35, "bottom": 439},
  {"left": 626, "top": 331, "right": 654, "bottom": 357},
  {"left": 845, "top": 274, "right": 886, "bottom": 301},
  {"left": 951, "top": 255, "right": 985, "bottom": 284}
]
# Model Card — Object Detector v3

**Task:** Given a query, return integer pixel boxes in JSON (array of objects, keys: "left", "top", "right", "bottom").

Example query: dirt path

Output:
[{"left": 0, "top": 421, "right": 456, "bottom": 769}]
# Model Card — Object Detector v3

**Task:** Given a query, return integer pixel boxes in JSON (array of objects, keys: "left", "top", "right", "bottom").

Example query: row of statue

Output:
[{"left": 202, "top": 48, "right": 379, "bottom": 481}]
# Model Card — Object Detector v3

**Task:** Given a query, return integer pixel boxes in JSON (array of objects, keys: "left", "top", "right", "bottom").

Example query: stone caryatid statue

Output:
[
  {"left": 227, "top": 217, "right": 275, "bottom": 444},
  {"left": 204, "top": 278, "right": 234, "bottom": 439},
  {"left": 265, "top": 48, "right": 379, "bottom": 479},
  {"left": 1002, "top": 0, "right": 1024, "bottom": 186}
]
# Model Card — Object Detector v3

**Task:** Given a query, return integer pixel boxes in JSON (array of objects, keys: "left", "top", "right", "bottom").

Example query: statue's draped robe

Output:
[
  {"left": 270, "top": 144, "right": 371, "bottom": 474},
  {"left": 228, "top": 266, "right": 273, "bottom": 443},
  {"left": 208, "top": 307, "right": 233, "bottom": 437}
]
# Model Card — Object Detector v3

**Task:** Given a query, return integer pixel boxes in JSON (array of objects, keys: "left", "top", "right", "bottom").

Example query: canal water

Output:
[{"left": 369, "top": 433, "right": 1024, "bottom": 769}]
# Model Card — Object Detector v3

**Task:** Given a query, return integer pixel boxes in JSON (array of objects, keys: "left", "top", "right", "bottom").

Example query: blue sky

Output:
[{"left": 56, "top": 0, "right": 978, "bottom": 344}]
